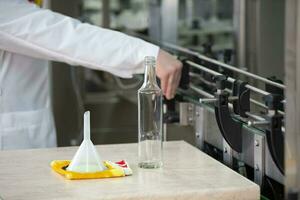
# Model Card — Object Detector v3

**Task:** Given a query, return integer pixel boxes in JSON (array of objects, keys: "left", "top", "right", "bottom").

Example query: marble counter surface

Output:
[{"left": 0, "top": 141, "right": 259, "bottom": 200}]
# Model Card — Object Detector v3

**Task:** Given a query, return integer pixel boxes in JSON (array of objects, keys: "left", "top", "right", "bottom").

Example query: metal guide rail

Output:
[
  {"left": 129, "top": 31, "right": 285, "bottom": 89},
  {"left": 186, "top": 61, "right": 285, "bottom": 116},
  {"left": 180, "top": 50, "right": 284, "bottom": 173}
]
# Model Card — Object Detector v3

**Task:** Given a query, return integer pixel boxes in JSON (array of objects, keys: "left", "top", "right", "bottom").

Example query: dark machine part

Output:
[
  {"left": 214, "top": 75, "right": 227, "bottom": 90},
  {"left": 264, "top": 94, "right": 284, "bottom": 175},
  {"left": 202, "top": 42, "right": 216, "bottom": 59},
  {"left": 214, "top": 75, "right": 243, "bottom": 153},
  {"left": 232, "top": 80, "right": 250, "bottom": 118},
  {"left": 262, "top": 176, "right": 284, "bottom": 200},
  {"left": 200, "top": 42, "right": 219, "bottom": 77},
  {"left": 265, "top": 76, "right": 284, "bottom": 111},
  {"left": 223, "top": 49, "right": 233, "bottom": 64},
  {"left": 179, "top": 59, "right": 190, "bottom": 90},
  {"left": 197, "top": 46, "right": 234, "bottom": 90},
  {"left": 221, "top": 49, "right": 234, "bottom": 89},
  {"left": 288, "top": 190, "right": 299, "bottom": 200},
  {"left": 191, "top": 19, "right": 201, "bottom": 46},
  {"left": 163, "top": 98, "right": 179, "bottom": 123}
]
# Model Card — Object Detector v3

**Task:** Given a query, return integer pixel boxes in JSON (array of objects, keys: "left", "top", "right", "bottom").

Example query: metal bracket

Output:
[
  {"left": 214, "top": 76, "right": 243, "bottom": 153},
  {"left": 179, "top": 103, "right": 194, "bottom": 126},
  {"left": 223, "top": 139, "right": 233, "bottom": 167},
  {"left": 179, "top": 103, "right": 205, "bottom": 150},
  {"left": 195, "top": 106, "right": 205, "bottom": 150},
  {"left": 232, "top": 80, "right": 250, "bottom": 118},
  {"left": 254, "top": 134, "right": 265, "bottom": 186},
  {"left": 264, "top": 94, "right": 285, "bottom": 175}
]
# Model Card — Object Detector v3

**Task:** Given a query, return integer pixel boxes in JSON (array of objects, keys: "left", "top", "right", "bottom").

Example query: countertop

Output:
[{"left": 0, "top": 141, "right": 259, "bottom": 200}]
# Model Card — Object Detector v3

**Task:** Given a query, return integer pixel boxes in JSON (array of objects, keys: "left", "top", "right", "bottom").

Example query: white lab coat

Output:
[{"left": 0, "top": 0, "right": 159, "bottom": 150}]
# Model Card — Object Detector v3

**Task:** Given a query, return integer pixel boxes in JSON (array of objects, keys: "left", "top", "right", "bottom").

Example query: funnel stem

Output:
[{"left": 84, "top": 111, "right": 90, "bottom": 141}]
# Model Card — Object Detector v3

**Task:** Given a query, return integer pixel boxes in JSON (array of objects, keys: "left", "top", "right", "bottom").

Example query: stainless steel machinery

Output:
[
  {"left": 144, "top": 1, "right": 288, "bottom": 199},
  {"left": 146, "top": 39, "right": 286, "bottom": 200}
]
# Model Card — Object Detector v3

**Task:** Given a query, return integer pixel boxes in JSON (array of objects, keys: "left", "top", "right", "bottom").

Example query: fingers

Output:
[
  {"left": 174, "top": 67, "right": 181, "bottom": 90},
  {"left": 155, "top": 49, "right": 183, "bottom": 100},
  {"left": 163, "top": 66, "right": 182, "bottom": 100},
  {"left": 166, "top": 75, "right": 174, "bottom": 99},
  {"left": 170, "top": 76, "right": 177, "bottom": 99},
  {"left": 168, "top": 65, "right": 182, "bottom": 99},
  {"left": 160, "top": 74, "right": 168, "bottom": 96}
]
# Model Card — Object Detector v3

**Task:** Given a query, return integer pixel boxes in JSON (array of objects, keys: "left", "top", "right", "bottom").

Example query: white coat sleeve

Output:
[{"left": 0, "top": 0, "right": 159, "bottom": 78}]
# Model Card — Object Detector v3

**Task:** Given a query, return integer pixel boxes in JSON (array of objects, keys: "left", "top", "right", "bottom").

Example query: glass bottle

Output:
[{"left": 138, "top": 56, "right": 163, "bottom": 169}]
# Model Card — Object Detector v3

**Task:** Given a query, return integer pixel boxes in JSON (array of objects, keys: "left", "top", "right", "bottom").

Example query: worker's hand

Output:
[{"left": 156, "top": 49, "right": 183, "bottom": 100}]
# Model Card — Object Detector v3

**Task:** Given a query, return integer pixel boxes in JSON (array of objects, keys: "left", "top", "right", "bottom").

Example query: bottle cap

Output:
[{"left": 144, "top": 56, "right": 156, "bottom": 66}]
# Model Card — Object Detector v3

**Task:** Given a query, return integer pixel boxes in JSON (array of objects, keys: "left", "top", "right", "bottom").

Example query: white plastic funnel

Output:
[{"left": 67, "top": 111, "right": 106, "bottom": 172}]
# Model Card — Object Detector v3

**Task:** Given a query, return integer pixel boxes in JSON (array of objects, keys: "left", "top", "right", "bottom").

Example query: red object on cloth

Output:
[{"left": 115, "top": 160, "right": 128, "bottom": 168}]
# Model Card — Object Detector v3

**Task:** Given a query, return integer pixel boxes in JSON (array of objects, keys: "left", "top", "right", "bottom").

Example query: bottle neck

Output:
[{"left": 143, "top": 64, "right": 157, "bottom": 86}]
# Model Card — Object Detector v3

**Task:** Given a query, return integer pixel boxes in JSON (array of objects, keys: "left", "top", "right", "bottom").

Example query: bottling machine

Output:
[
  {"left": 139, "top": 37, "right": 286, "bottom": 199},
  {"left": 140, "top": 1, "right": 288, "bottom": 199},
  {"left": 169, "top": 43, "right": 284, "bottom": 199}
]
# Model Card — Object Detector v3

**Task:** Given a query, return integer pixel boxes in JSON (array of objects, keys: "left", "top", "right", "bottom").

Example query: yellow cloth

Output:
[{"left": 51, "top": 160, "right": 125, "bottom": 180}]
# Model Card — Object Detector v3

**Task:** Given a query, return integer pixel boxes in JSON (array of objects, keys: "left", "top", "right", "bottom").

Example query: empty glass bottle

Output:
[{"left": 138, "top": 56, "right": 163, "bottom": 169}]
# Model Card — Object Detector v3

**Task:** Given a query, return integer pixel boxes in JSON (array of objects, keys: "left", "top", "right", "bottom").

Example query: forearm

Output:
[{"left": 0, "top": 0, "right": 159, "bottom": 78}]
